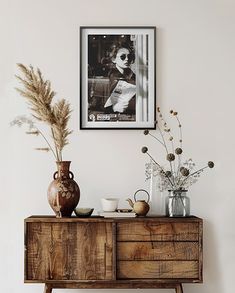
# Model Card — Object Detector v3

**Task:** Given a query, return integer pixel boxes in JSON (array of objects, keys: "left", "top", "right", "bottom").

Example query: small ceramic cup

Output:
[{"left": 101, "top": 198, "right": 119, "bottom": 212}]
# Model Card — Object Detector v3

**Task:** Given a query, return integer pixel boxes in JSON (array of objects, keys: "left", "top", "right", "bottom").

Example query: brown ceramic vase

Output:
[{"left": 47, "top": 161, "right": 80, "bottom": 218}]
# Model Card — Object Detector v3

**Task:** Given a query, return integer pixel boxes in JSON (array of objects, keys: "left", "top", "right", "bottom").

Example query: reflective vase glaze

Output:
[
  {"left": 165, "top": 189, "right": 190, "bottom": 217},
  {"left": 47, "top": 161, "right": 80, "bottom": 218}
]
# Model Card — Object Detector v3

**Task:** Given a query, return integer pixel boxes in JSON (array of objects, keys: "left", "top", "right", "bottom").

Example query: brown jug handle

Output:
[
  {"left": 134, "top": 189, "right": 150, "bottom": 203},
  {"left": 69, "top": 171, "right": 74, "bottom": 180},
  {"left": 53, "top": 171, "right": 58, "bottom": 180},
  {"left": 53, "top": 171, "right": 74, "bottom": 180}
]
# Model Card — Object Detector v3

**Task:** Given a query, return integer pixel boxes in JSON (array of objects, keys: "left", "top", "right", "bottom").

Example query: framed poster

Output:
[{"left": 80, "top": 26, "right": 156, "bottom": 129}]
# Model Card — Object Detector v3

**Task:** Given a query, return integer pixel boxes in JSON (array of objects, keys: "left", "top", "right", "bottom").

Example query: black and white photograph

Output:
[{"left": 80, "top": 27, "right": 156, "bottom": 129}]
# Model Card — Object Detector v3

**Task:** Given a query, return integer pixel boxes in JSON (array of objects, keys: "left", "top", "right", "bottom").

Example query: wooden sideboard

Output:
[{"left": 24, "top": 216, "right": 203, "bottom": 293}]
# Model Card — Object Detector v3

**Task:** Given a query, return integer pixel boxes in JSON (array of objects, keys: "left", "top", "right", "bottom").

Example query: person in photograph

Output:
[{"left": 104, "top": 42, "right": 136, "bottom": 114}]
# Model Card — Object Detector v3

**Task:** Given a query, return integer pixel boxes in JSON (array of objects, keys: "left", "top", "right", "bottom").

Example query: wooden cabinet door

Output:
[{"left": 25, "top": 222, "right": 114, "bottom": 281}]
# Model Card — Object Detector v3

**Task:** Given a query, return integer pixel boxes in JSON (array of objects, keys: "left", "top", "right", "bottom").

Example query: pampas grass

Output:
[{"left": 15, "top": 64, "right": 72, "bottom": 161}]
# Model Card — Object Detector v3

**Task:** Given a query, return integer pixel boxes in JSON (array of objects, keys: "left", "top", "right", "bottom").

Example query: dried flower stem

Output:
[
  {"left": 176, "top": 160, "right": 183, "bottom": 186},
  {"left": 176, "top": 154, "right": 181, "bottom": 178},
  {"left": 146, "top": 151, "right": 174, "bottom": 188},
  {"left": 10, "top": 115, "right": 58, "bottom": 160},
  {"left": 156, "top": 124, "right": 169, "bottom": 154},
  {"left": 179, "top": 196, "right": 186, "bottom": 212},
  {"left": 156, "top": 123, "right": 176, "bottom": 183},
  {"left": 157, "top": 109, "right": 176, "bottom": 182},
  {"left": 51, "top": 127, "right": 60, "bottom": 161},
  {"left": 176, "top": 173, "right": 184, "bottom": 188},
  {"left": 170, "top": 140, "right": 177, "bottom": 177},
  {"left": 179, "top": 166, "right": 208, "bottom": 188},
  {"left": 142, "top": 109, "right": 214, "bottom": 192},
  {"left": 158, "top": 108, "right": 176, "bottom": 154},
  {"left": 149, "top": 133, "right": 165, "bottom": 147},
  {"left": 37, "top": 127, "right": 57, "bottom": 160},
  {"left": 175, "top": 115, "right": 183, "bottom": 148}
]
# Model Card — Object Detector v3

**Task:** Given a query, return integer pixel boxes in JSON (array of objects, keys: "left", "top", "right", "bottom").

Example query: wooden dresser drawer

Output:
[
  {"left": 117, "top": 221, "right": 199, "bottom": 241},
  {"left": 117, "top": 220, "right": 201, "bottom": 280},
  {"left": 117, "top": 260, "right": 199, "bottom": 279},
  {"left": 117, "top": 241, "right": 199, "bottom": 260}
]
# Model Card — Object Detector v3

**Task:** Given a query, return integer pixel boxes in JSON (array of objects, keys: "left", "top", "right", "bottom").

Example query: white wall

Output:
[{"left": 1, "top": 0, "right": 235, "bottom": 292}]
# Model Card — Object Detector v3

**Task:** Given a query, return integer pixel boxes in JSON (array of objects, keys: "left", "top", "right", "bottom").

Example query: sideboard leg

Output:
[
  {"left": 44, "top": 284, "right": 52, "bottom": 293},
  {"left": 175, "top": 284, "right": 183, "bottom": 293}
]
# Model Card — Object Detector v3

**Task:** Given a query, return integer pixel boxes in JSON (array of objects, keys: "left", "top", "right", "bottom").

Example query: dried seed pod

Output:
[
  {"left": 169, "top": 136, "right": 173, "bottom": 141},
  {"left": 170, "top": 110, "right": 174, "bottom": 114},
  {"left": 175, "top": 147, "right": 183, "bottom": 155},
  {"left": 166, "top": 153, "right": 175, "bottom": 161},
  {"left": 180, "top": 166, "right": 185, "bottom": 172},
  {"left": 208, "top": 161, "right": 214, "bottom": 168},
  {"left": 141, "top": 146, "right": 148, "bottom": 153},
  {"left": 165, "top": 171, "right": 172, "bottom": 177},
  {"left": 143, "top": 129, "right": 149, "bottom": 135},
  {"left": 180, "top": 168, "right": 190, "bottom": 176},
  {"left": 173, "top": 111, "right": 178, "bottom": 115}
]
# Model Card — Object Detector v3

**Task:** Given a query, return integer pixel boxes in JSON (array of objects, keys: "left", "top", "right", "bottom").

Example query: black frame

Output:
[{"left": 80, "top": 26, "right": 156, "bottom": 130}]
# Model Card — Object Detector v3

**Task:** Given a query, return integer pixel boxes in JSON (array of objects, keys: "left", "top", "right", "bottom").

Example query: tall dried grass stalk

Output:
[{"left": 15, "top": 64, "right": 72, "bottom": 161}]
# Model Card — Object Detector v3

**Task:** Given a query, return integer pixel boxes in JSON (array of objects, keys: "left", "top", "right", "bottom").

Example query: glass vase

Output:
[
  {"left": 148, "top": 161, "right": 165, "bottom": 216},
  {"left": 165, "top": 189, "right": 190, "bottom": 217}
]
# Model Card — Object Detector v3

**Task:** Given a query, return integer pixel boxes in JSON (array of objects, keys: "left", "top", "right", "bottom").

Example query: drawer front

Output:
[
  {"left": 117, "top": 222, "right": 199, "bottom": 241},
  {"left": 117, "top": 260, "right": 199, "bottom": 279},
  {"left": 117, "top": 241, "right": 199, "bottom": 261}
]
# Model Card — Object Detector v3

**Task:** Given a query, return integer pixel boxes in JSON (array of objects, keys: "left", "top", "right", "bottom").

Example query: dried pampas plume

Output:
[{"left": 15, "top": 64, "right": 72, "bottom": 161}]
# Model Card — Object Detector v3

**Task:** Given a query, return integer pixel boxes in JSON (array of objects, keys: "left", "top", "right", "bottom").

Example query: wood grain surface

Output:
[
  {"left": 26, "top": 222, "right": 113, "bottom": 280},
  {"left": 117, "top": 241, "right": 199, "bottom": 260},
  {"left": 117, "top": 260, "right": 199, "bottom": 279},
  {"left": 117, "top": 222, "right": 199, "bottom": 241},
  {"left": 25, "top": 216, "right": 203, "bottom": 290}
]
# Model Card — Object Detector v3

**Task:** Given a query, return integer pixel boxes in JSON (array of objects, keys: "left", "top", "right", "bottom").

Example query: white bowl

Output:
[{"left": 101, "top": 198, "right": 119, "bottom": 212}]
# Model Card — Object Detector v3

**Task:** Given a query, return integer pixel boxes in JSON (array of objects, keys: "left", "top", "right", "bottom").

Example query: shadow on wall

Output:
[{"left": 184, "top": 219, "right": 224, "bottom": 293}]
